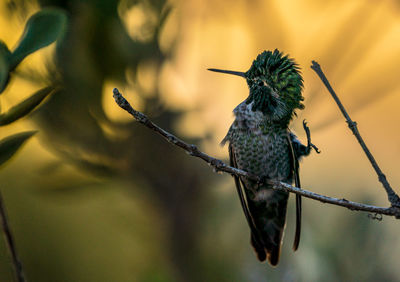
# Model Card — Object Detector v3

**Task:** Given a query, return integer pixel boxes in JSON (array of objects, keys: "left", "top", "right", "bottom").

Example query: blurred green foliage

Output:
[
  {"left": 0, "top": 131, "right": 36, "bottom": 166},
  {"left": 0, "top": 7, "right": 66, "bottom": 165},
  {"left": 8, "top": 8, "right": 67, "bottom": 71},
  {"left": 0, "top": 87, "right": 54, "bottom": 126},
  {"left": 14, "top": 0, "right": 218, "bottom": 281},
  {"left": 0, "top": 6, "right": 66, "bottom": 282}
]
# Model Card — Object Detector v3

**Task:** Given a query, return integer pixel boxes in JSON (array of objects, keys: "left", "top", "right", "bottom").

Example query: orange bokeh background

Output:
[{"left": 0, "top": 0, "right": 399, "bottom": 281}]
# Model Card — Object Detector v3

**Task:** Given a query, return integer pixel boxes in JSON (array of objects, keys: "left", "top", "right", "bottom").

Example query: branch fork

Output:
[{"left": 311, "top": 61, "right": 400, "bottom": 210}]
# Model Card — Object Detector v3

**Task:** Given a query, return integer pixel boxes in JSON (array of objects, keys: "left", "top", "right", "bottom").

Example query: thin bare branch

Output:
[
  {"left": 0, "top": 191, "right": 26, "bottom": 282},
  {"left": 273, "top": 181, "right": 398, "bottom": 216},
  {"left": 311, "top": 61, "right": 400, "bottom": 208},
  {"left": 112, "top": 88, "right": 400, "bottom": 219}
]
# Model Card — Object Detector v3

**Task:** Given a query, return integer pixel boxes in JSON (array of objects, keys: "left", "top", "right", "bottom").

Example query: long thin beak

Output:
[{"left": 207, "top": 68, "right": 246, "bottom": 78}]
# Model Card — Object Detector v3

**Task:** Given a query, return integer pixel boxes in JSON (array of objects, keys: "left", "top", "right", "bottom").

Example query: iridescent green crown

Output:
[{"left": 245, "top": 49, "right": 304, "bottom": 113}]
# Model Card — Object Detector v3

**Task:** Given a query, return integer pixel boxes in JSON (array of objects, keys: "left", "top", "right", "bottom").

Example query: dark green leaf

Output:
[
  {"left": 0, "top": 86, "right": 55, "bottom": 126},
  {"left": 0, "top": 41, "right": 11, "bottom": 94},
  {"left": 9, "top": 8, "right": 68, "bottom": 70},
  {"left": 0, "top": 131, "right": 36, "bottom": 167}
]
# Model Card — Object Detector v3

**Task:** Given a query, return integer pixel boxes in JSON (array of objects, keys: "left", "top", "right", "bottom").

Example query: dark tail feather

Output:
[
  {"left": 251, "top": 233, "right": 266, "bottom": 262},
  {"left": 287, "top": 131, "right": 302, "bottom": 251},
  {"left": 292, "top": 194, "right": 301, "bottom": 251},
  {"left": 266, "top": 223, "right": 285, "bottom": 266},
  {"left": 248, "top": 190, "right": 288, "bottom": 267},
  {"left": 267, "top": 245, "right": 280, "bottom": 266},
  {"left": 292, "top": 156, "right": 301, "bottom": 251},
  {"left": 251, "top": 230, "right": 283, "bottom": 266}
]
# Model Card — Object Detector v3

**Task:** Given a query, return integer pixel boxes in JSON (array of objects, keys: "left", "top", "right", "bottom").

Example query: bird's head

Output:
[{"left": 209, "top": 49, "right": 304, "bottom": 124}]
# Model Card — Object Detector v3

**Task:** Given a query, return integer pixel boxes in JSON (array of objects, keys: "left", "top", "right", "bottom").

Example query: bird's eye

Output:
[{"left": 258, "top": 81, "right": 264, "bottom": 86}]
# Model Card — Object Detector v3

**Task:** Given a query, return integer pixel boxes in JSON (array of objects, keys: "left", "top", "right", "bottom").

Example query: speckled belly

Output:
[{"left": 230, "top": 129, "right": 292, "bottom": 183}]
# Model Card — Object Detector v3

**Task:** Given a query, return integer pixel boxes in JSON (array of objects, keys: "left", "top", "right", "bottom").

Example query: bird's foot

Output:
[{"left": 303, "top": 119, "right": 321, "bottom": 154}]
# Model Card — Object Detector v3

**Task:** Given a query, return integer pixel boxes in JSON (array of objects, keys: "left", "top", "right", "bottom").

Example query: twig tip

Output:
[{"left": 310, "top": 60, "right": 320, "bottom": 70}]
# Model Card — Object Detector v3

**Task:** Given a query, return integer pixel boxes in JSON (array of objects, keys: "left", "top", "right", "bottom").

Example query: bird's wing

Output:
[
  {"left": 287, "top": 132, "right": 301, "bottom": 251},
  {"left": 228, "top": 143, "right": 266, "bottom": 261}
]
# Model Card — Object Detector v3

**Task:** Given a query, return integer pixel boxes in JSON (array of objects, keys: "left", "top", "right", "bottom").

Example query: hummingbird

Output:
[{"left": 209, "top": 49, "right": 319, "bottom": 266}]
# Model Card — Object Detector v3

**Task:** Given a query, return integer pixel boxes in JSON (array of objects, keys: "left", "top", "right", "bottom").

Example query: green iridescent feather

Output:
[{"left": 244, "top": 49, "right": 304, "bottom": 123}]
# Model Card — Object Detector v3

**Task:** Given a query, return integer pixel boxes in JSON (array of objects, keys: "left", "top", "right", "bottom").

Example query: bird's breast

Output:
[
  {"left": 230, "top": 129, "right": 291, "bottom": 182},
  {"left": 226, "top": 102, "right": 292, "bottom": 182}
]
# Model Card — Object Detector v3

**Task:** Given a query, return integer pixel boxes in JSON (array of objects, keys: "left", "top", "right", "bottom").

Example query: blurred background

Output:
[{"left": 0, "top": 0, "right": 400, "bottom": 281}]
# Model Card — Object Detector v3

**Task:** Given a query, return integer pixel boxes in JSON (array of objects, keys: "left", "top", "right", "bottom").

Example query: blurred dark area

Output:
[{"left": 19, "top": 0, "right": 216, "bottom": 281}]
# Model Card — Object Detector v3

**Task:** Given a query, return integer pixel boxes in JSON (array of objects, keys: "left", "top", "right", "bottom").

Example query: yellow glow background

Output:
[{"left": 0, "top": 0, "right": 400, "bottom": 281}]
